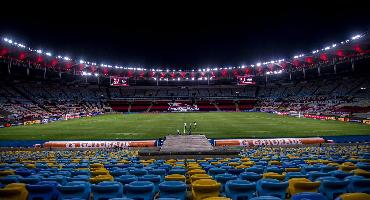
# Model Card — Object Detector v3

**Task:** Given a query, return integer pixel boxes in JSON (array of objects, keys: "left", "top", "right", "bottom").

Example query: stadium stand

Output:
[{"left": 0, "top": 144, "right": 369, "bottom": 199}]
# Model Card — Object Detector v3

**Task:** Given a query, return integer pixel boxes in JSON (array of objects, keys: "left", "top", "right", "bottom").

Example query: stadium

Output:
[{"left": 0, "top": 6, "right": 370, "bottom": 200}]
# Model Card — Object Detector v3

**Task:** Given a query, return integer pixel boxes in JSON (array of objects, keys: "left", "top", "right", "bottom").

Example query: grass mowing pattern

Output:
[{"left": 0, "top": 112, "right": 369, "bottom": 140}]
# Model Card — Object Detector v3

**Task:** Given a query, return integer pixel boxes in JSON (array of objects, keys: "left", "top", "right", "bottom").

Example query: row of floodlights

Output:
[{"left": 1, "top": 33, "right": 364, "bottom": 72}]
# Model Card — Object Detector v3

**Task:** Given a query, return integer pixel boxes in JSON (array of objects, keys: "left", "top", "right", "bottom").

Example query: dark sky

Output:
[{"left": 1, "top": 3, "right": 369, "bottom": 69}]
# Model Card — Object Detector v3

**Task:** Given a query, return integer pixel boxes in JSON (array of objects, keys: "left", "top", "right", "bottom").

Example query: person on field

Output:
[
  {"left": 184, "top": 123, "right": 187, "bottom": 134},
  {"left": 193, "top": 121, "right": 197, "bottom": 128}
]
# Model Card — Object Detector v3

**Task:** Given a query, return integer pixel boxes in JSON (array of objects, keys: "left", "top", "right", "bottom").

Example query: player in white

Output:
[
  {"left": 193, "top": 121, "right": 197, "bottom": 129},
  {"left": 184, "top": 123, "right": 187, "bottom": 134}
]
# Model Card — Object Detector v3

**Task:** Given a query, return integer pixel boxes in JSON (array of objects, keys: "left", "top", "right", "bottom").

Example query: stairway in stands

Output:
[
  {"left": 235, "top": 102, "right": 240, "bottom": 112},
  {"left": 160, "top": 135, "right": 214, "bottom": 152},
  {"left": 213, "top": 103, "right": 221, "bottom": 111},
  {"left": 146, "top": 103, "right": 153, "bottom": 112}
]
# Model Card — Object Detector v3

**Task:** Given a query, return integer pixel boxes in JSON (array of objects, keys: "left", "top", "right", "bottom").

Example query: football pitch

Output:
[{"left": 0, "top": 112, "right": 369, "bottom": 140}]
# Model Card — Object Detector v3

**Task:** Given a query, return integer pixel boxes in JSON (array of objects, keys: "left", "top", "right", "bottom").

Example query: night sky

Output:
[{"left": 1, "top": 3, "right": 369, "bottom": 69}]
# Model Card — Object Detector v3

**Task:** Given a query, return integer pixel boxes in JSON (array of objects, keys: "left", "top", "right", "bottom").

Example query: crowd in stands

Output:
[{"left": 1, "top": 74, "right": 370, "bottom": 126}]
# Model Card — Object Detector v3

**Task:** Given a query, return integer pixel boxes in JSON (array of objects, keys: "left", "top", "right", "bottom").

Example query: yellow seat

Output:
[
  {"left": 90, "top": 163, "right": 104, "bottom": 169},
  {"left": 190, "top": 174, "right": 212, "bottom": 183},
  {"left": 340, "top": 163, "right": 357, "bottom": 172},
  {"left": 91, "top": 169, "right": 109, "bottom": 177},
  {"left": 242, "top": 161, "right": 255, "bottom": 166},
  {"left": 337, "top": 193, "right": 370, "bottom": 200},
  {"left": 285, "top": 168, "right": 301, "bottom": 172},
  {"left": 25, "top": 164, "right": 36, "bottom": 169},
  {"left": 235, "top": 165, "right": 248, "bottom": 169},
  {"left": 263, "top": 172, "right": 286, "bottom": 181},
  {"left": 90, "top": 175, "right": 113, "bottom": 183},
  {"left": 228, "top": 162, "right": 239, "bottom": 167},
  {"left": 0, "top": 183, "right": 28, "bottom": 200},
  {"left": 352, "top": 169, "right": 370, "bottom": 178},
  {"left": 165, "top": 174, "right": 186, "bottom": 182},
  {"left": 288, "top": 178, "right": 320, "bottom": 197},
  {"left": 188, "top": 169, "right": 206, "bottom": 176},
  {"left": 188, "top": 166, "right": 202, "bottom": 171},
  {"left": 0, "top": 170, "right": 15, "bottom": 178},
  {"left": 269, "top": 160, "right": 281, "bottom": 166},
  {"left": 192, "top": 179, "right": 221, "bottom": 200}
]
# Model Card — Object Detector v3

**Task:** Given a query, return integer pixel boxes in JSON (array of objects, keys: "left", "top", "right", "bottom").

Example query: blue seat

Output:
[
  {"left": 320, "top": 179, "right": 349, "bottom": 200},
  {"left": 0, "top": 175, "right": 19, "bottom": 184},
  {"left": 285, "top": 172, "right": 307, "bottom": 181},
  {"left": 256, "top": 178, "right": 288, "bottom": 199},
  {"left": 26, "top": 184, "right": 56, "bottom": 200},
  {"left": 115, "top": 175, "right": 138, "bottom": 190},
  {"left": 91, "top": 181, "right": 123, "bottom": 200},
  {"left": 328, "top": 170, "right": 353, "bottom": 179},
  {"left": 246, "top": 166, "right": 264, "bottom": 174},
  {"left": 346, "top": 179, "right": 370, "bottom": 193},
  {"left": 225, "top": 180, "right": 256, "bottom": 200},
  {"left": 158, "top": 181, "right": 187, "bottom": 200},
  {"left": 215, "top": 173, "right": 238, "bottom": 192},
  {"left": 68, "top": 175, "right": 90, "bottom": 182},
  {"left": 57, "top": 181, "right": 91, "bottom": 200},
  {"left": 356, "top": 162, "right": 370, "bottom": 171},
  {"left": 168, "top": 168, "right": 186, "bottom": 175},
  {"left": 208, "top": 168, "right": 227, "bottom": 178},
  {"left": 139, "top": 174, "right": 161, "bottom": 193},
  {"left": 19, "top": 175, "right": 41, "bottom": 184},
  {"left": 265, "top": 167, "right": 283, "bottom": 174},
  {"left": 126, "top": 181, "right": 155, "bottom": 200},
  {"left": 320, "top": 166, "right": 337, "bottom": 173},
  {"left": 72, "top": 170, "right": 90, "bottom": 176},
  {"left": 36, "top": 181, "right": 60, "bottom": 199},
  {"left": 250, "top": 196, "right": 281, "bottom": 200},
  {"left": 150, "top": 169, "right": 167, "bottom": 181},
  {"left": 292, "top": 192, "right": 325, "bottom": 200},
  {"left": 308, "top": 171, "right": 331, "bottom": 181},
  {"left": 239, "top": 172, "right": 262, "bottom": 182},
  {"left": 15, "top": 169, "right": 34, "bottom": 177},
  {"left": 129, "top": 169, "right": 148, "bottom": 177},
  {"left": 228, "top": 168, "right": 244, "bottom": 175},
  {"left": 110, "top": 169, "right": 128, "bottom": 177},
  {"left": 42, "top": 175, "right": 67, "bottom": 185}
]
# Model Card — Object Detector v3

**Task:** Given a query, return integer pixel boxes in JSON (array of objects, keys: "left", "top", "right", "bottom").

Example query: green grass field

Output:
[{"left": 0, "top": 112, "right": 369, "bottom": 140}]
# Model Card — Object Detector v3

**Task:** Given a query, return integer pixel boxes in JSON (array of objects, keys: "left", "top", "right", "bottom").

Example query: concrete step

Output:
[{"left": 160, "top": 135, "right": 213, "bottom": 152}]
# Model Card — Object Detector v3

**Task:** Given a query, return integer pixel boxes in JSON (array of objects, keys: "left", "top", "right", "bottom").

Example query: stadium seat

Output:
[
  {"left": 26, "top": 184, "right": 56, "bottom": 200},
  {"left": 138, "top": 174, "right": 161, "bottom": 192},
  {"left": 335, "top": 193, "right": 370, "bottom": 200},
  {"left": 239, "top": 172, "right": 262, "bottom": 182},
  {"left": 256, "top": 179, "right": 288, "bottom": 199},
  {"left": 346, "top": 179, "right": 370, "bottom": 193},
  {"left": 57, "top": 181, "right": 91, "bottom": 200},
  {"left": 291, "top": 192, "right": 325, "bottom": 200},
  {"left": 225, "top": 180, "right": 256, "bottom": 200},
  {"left": 249, "top": 196, "right": 281, "bottom": 200},
  {"left": 208, "top": 168, "right": 227, "bottom": 178},
  {"left": 215, "top": 173, "right": 238, "bottom": 192},
  {"left": 165, "top": 174, "right": 186, "bottom": 182},
  {"left": 158, "top": 181, "right": 187, "bottom": 200},
  {"left": 190, "top": 174, "right": 212, "bottom": 183},
  {"left": 0, "top": 183, "right": 28, "bottom": 200},
  {"left": 168, "top": 168, "right": 187, "bottom": 175},
  {"left": 319, "top": 179, "right": 350, "bottom": 200},
  {"left": 191, "top": 179, "right": 221, "bottom": 200},
  {"left": 91, "top": 181, "right": 123, "bottom": 200},
  {"left": 287, "top": 178, "right": 321, "bottom": 197},
  {"left": 125, "top": 181, "right": 155, "bottom": 200}
]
